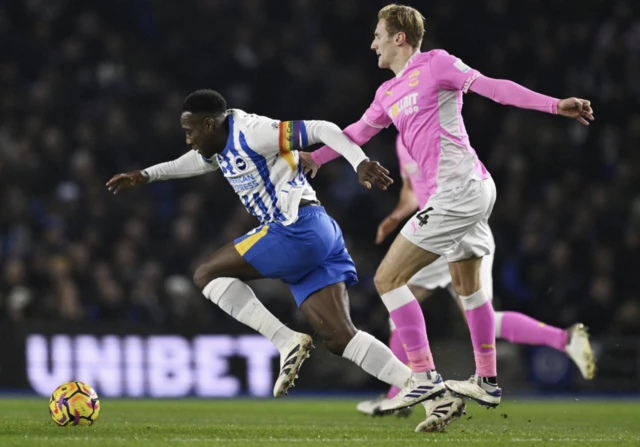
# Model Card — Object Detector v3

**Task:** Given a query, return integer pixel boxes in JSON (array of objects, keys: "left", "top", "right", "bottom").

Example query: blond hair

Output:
[{"left": 378, "top": 4, "right": 425, "bottom": 48}]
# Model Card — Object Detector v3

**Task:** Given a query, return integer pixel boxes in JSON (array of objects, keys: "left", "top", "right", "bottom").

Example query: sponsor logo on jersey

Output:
[
  {"left": 228, "top": 173, "right": 259, "bottom": 192},
  {"left": 388, "top": 92, "right": 419, "bottom": 118}
]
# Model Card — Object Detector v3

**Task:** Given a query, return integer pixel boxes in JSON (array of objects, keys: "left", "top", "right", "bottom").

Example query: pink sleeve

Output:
[
  {"left": 469, "top": 75, "right": 559, "bottom": 114},
  {"left": 429, "top": 52, "right": 482, "bottom": 93},
  {"left": 362, "top": 86, "right": 393, "bottom": 129},
  {"left": 310, "top": 118, "right": 382, "bottom": 165}
]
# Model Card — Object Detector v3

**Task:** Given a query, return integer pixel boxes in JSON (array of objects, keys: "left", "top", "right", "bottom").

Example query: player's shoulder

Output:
[
  {"left": 228, "top": 108, "right": 268, "bottom": 124},
  {"left": 374, "top": 78, "right": 396, "bottom": 97},
  {"left": 417, "top": 49, "right": 452, "bottom": 64},
  {"left": 229, "top": 109, "right": 278, "bottom": 131}
]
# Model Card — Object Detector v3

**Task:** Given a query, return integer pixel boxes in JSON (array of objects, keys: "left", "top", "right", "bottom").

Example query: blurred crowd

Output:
[{"left": 0, "top": 0, "right": 639, "bottom": 338}]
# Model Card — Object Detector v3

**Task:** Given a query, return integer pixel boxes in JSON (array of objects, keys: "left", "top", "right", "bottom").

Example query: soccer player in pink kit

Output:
[
  {"left": 301, "top": 4, "right": 594, "bottom": 410},
  {"left": 351, "top": 135, "right": 596, "bottom": 416}
]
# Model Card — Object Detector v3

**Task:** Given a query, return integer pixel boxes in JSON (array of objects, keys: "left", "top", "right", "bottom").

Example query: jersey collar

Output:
[
  {"left": 220, "top": 114, "right": 235, "bottom": 157},
  {"left": 396, "top": 50, "right": 421, "bottom": 78}
]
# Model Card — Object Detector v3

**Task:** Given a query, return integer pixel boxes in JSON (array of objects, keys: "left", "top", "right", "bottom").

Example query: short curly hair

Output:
[
  {"left": 378, "top": 4, "right": 425, "bottom": 49},
  {"left": 182, "top": 89, "right": 227, "bottom": 115}
]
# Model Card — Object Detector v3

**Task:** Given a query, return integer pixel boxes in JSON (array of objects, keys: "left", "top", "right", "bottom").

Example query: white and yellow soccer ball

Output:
[{"left": 49, "top": 381, "right": 100, "bottom": 426}]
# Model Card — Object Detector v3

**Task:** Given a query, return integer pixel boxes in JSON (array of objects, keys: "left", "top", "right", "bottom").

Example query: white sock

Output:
[
  {"left": 458, "top": 287, "right": 489, "bottom": 310},
  {"left": 202, "top": 278, "right": 294, "bottom": 350},
  {"left": 380, "top": 285, "right": 416, "bottom": 312},
  {"left": 342, "top": 330, "right": 412, "bottom": 388}
]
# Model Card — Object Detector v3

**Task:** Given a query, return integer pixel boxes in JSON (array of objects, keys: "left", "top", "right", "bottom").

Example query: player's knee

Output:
[
  {"left": 373, "top": 268, "right": 388, "bottom": 294},
  {"left": 450, "top": 273, "right": 480, "bottom": 297},
  {"left": 374, "top": 267, "right": 401, "bottom": 295},
  {"left": 193, "top": 263, "right": 219, "bottom": 291},
  {"left": 449, "top": 258, "right": 483, "bottom": 296},
  {"left": 450, "top": 270, "right": 480, "bottom": 296}
]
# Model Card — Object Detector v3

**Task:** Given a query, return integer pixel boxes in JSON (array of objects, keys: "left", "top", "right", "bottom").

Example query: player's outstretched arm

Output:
[
  {"left": 468, "top": 76, "right": 594, "bottom": 125},
  {"left": 376, "top": 177, "right": 419, "bottom": 244},
  {"left": 310, "top": 119, "right": 383, "bottom": 167},
  {"left": 106, "top": 150, "right": 218, "bottom": 194},
  {"left": 430, "top": 52, "right": 594, "bottom": 125},
  {"left": 304, "top": 120, "right": 393, "bottom": 190},
  {"left": 106, "top": 170, "right": 149, "bottom": 195}
]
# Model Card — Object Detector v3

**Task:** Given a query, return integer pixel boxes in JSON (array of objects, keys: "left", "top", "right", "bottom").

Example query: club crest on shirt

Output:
[
  {"left": 235, "top": 156, "right": 248, "bottom": 171},
  {"left": 408, "top": 69, "right": 421, "bottom": 87}
]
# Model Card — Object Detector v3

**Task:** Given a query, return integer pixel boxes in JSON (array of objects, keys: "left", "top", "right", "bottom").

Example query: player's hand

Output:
[
  {"left": 106, "top": 170, "right": 149, "bottom": 194},
  {"left": 298, "top": 152, "right": 320, "bottom": 178},
  {"left": 357, "top": 160, "right": 394, "bottom": 190},
  {"left": 558, "top": 98, "right": 594, "bottom": 126},
  {"left": 375, "top": 215, "right": 401, "bottom": 244}
]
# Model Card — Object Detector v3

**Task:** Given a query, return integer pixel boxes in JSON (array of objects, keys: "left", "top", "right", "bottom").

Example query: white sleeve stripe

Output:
[
  {"left": 462, "top": 72, "right": 481, "bottom": 94},
  {"left": 362, "top": 114, "right": 388, "bottom": 129}
]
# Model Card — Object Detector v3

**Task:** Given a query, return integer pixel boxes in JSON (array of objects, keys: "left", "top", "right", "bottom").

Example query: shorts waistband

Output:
[{"left": 297, "top": 205, "right": 326, "bottom": 217}]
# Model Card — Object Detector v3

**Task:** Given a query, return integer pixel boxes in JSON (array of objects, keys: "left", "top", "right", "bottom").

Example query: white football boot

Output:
[
  {"left": 377, "top": 371, "right": 446, "bottom": 413},
  {"left": 415, "top": 390, "right": 466, "bottom": 433},
  {"left": 445, "top": 375, "right": 502, "bottom": 407},
  {"left": 565, "top": 323, "right": 596, "bottom": 380},
  {"left": 273, "top": 333, "right": 314, "bottom": 397},
  {"left": 356, "top": 394, "right": 413, "bottom": 418}
]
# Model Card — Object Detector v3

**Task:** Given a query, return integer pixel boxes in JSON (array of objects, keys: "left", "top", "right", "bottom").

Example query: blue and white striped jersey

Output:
[{"left": 212, "top": 109, "right": 317, "bottom": 226}]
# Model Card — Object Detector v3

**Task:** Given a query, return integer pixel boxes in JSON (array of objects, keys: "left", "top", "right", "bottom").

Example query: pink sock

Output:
[
  {"left": 383, "top": 287, "right": 435, "bottom": 373},
  {"left": 386, "top": 329, "right": 407, "bottom": 398},
  {"left": 388, "top": 329, "right": 409, "bottom": 364},
  {"left": 497, "top": 311, "right": 568, "bottom": 352},
  {"left": 461, "top": 289, "right": 497, "bottom": 377},
  {"left": 387, "top": 385, "right": 401, "bottom": 399}
]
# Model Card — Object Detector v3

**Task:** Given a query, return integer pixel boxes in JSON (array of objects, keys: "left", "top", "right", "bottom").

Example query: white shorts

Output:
[
  {"left": 407, "top": 231, "right": 495, "bottom": 299},
  {"left": 401, "top": 177, "right": 496, "bottom": 263}
]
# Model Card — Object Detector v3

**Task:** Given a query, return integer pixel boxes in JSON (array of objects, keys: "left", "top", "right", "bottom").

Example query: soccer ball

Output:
[{"left": 49, "top": 381, "right": 100, "bottom": 426}]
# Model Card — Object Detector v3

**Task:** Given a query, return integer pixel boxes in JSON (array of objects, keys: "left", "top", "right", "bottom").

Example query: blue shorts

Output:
[{"left": 234, "top": 206, "right": 358, "bottom": 306}]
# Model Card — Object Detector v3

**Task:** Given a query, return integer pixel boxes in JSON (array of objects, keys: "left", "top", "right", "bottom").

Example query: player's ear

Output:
[
  {"left": 395, "top": 32, "right": 406, "bottom": 46},
  {"left": 203, "top": 117, "right": 215, "bottom": 131}
]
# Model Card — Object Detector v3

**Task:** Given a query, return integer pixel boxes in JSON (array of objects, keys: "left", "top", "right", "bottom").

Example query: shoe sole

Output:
[
  {"left": 446, "top": 388, "right": 500, "bottom": 408},
  {"left": 377, "top": 386, "right": 446, "bottom": 414},
  {"left": 445, "top": 382, "right": 500, "bottom": 408},
  {"left": 415, "top": 400, "right": 467, "bottom": 433},
  {"left": 273, "top": 336, "right": 314, "bottom": 398},
  {"left": 368, "top": 406, "right": 415, "bottom": 418},
  {"left": 568, "top": 325, "right": 597, "bottom": 380}
]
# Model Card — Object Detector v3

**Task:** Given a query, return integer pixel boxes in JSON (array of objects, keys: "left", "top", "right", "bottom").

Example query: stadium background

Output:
[{"left": 0, "top": 0, "right": 638, "bottom": 398}]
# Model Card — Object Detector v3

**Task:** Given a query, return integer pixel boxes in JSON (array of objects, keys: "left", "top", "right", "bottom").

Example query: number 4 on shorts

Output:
[{"left": 416, "top": 207, "right": 434, "bottom": 227}]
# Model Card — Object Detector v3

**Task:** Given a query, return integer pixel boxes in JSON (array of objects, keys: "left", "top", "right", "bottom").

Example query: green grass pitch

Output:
[{"left": 1, "top": 398, "right": 639, "bottom": 447}]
